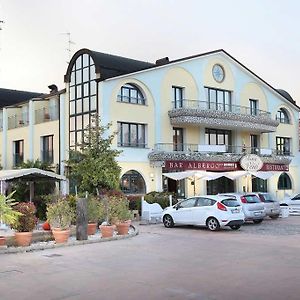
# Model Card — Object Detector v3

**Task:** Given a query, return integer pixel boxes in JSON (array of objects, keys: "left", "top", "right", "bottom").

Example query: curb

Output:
[{"left": 0, "top": 225, "right": 139, "bottom": 255}]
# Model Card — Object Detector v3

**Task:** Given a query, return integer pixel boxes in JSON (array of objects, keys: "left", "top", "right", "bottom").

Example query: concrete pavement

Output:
[{"left": 1, "top": 218, "right": 300, "bottom": 300}]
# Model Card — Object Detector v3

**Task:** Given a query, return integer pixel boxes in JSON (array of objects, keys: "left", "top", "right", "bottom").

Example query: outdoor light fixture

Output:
[{"left": 150, "top": 173, "right": 154, "bottom": 181}]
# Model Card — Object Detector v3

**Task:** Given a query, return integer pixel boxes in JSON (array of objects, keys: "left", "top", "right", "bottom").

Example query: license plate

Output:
[
  {"left": 231, "top": 209, "right": 239, "bottom": 214},
  {"left": 254, "top": 212, "right": 262, "bottom": 216}
]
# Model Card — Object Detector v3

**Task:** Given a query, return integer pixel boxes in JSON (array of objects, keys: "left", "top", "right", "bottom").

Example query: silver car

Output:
[
  {"left": 252, "top": 193, "right": 280, "bottom": 219},
  {"left": 219, "top": 193, "right": 266, "bottom": 224}
]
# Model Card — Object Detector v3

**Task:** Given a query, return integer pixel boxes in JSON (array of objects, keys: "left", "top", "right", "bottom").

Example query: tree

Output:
[{"left": 67, "top": 115, "right": 122, "bottom": 195}]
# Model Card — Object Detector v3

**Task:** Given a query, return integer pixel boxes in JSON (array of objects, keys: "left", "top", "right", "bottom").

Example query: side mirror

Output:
[{"left": 176, "top": 205, "right": 180, "bottom": 210}]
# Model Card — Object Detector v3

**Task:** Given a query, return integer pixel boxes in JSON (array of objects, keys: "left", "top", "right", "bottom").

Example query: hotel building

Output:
[{"left": 0, "top": 48, "right": 299, "bottom": 200}]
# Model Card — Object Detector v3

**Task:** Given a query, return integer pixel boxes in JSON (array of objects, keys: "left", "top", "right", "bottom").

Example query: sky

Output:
[{"left": 0, "top": 0, "right": 299, "bottom": 104}]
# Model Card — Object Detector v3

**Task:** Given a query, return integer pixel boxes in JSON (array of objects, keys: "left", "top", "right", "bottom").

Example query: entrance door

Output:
[{"left": 207, "top": 177, "right": 234, "bottom": 195}]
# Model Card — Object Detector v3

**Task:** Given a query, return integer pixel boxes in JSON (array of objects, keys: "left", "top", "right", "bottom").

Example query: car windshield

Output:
[
  {"left": 260, "top": 193, "right": 274, "bottom": 202},
  {"left": 244, "top": 195, "right": 260, "bottom": 203},
  {"left": 221, "top": 199, "right": 240, "bottom": 207}
]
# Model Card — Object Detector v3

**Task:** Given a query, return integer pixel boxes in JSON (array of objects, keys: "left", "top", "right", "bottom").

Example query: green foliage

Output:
[
  {"left": 0, "top": 192, "right": 22, "bottom": 226},
  {"left": 46, "top": 198, "right": 75, "bottom": 230},
  {"left": 144, "top": 191, "right": 174, "bottom": 209},
  {"left": 105, "top": 195, "right": 132, "bottom": 224},
  {"left": 11, "top": 159, "right": 55, "bottom": 217},
  {"left": 67, "top": 115, "right": 122, "bottom": 195},
  {"left": 87, "top": 196, "right": 105, "bottom": 223},
  {"left": 12, "top": 202, "right": 37, "bottom": 232},
  {"left": 127, "top": 195, "right": 142, "bottom": 212}
]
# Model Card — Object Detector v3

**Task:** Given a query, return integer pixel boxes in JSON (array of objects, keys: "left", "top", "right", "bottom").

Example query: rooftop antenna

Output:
[{"left": 60, "top": 32, "right": 75, "bottom": 64}]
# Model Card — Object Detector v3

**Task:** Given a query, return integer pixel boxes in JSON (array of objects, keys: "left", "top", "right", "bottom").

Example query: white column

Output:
[
  {"left": 2, "top": 108, "right": 8, "bottom": 169},
  {"left": 28, "top": 100, "right": 35, "bottom": 160}
]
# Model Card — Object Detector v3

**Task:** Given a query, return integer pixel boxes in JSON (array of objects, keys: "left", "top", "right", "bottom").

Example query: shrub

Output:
[
  {"left": 0, "top": 192, "right": 22, "bottom": 227},
  {"left": 87, "top": 196, "right": 105, "bottom": 223},
  {"left": 144, "top": 191, "right": 174, "bottom": 209},
  {"left": 12, "top": 202, "right": 37, "bottom": 232}
]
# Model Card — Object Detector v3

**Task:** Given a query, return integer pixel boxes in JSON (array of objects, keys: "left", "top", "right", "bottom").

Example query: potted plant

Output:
[
  {"left": 114, "top": 198, "right": 132, "bottom": 235},
  {"left": 0, "top": 192, "right": 22, "bottom": 246},
  {"left": 87, "top": 196, "right": 104, "bottom": 235},
  {"left": 12, "top": 202, "right": 36, "bottom": 247},
  {"left": 98, "top": 196, "right": 115, "bottom": 238},
  {"left": 46, "top": 198, "right": 75, "bottom": 243}
]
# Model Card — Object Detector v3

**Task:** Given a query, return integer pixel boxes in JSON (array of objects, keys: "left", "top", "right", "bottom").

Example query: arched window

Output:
[
  {"left": 121, "top": 170, "right": 146, "bottom": 194},
  {"left": 69, "top": 54, "right": 97, "bottom": 150},
  {"left": 277, "top": 173, "right": 292, "bottom": 190},
  {"left": 118, "top": 84, "right": 145, "bottom": 105},
  {"left": 276, "top": 108, "right": 290, "bottom": 124}
]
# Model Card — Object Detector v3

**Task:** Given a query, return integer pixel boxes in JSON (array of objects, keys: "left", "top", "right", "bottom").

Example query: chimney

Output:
[
  {"left": 156, "top": 57, "right": 169, "bottom": 66},
  {"left": 48, "top": 84, "right": 58, "bottom": 94}
]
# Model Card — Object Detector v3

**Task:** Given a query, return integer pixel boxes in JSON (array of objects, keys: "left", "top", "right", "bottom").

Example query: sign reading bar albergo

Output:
[{"left": 164, "top": 160, "right": 289, "bottom": 172}]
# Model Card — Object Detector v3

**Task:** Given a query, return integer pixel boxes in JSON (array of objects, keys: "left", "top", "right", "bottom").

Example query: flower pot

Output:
[
  {"left": 87, "top": 223, "right": 97, "bottom": 235},
  {"left": 0, "top": 236, "right": 6, "bottom": 246},
  {"left": 15, "top": 232, "right": 33, "bottom": 247},
  {"left": 52, "top": 228, "right": 70, "bottom": 243},
  {"left": 116, "top": 222, "right": 130, "bottom": 235},
  {"left": 99, "top": 225, "right": 114, "bottom": 238}
]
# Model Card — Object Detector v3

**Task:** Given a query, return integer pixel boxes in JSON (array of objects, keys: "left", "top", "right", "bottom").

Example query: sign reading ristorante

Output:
[{"left": 164, "top": 160, "right": 289, "bottom": 172}]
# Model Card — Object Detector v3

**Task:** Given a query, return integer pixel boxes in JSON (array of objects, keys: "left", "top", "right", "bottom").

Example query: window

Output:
[
  {"left": 172, "top": 86, "right": 184, "bottom": 108},
  {"left": 13, "top": 140, "right": 24, "bottom": 167},
  {"left": 69, "top": 54, "right": 97, "bottom": 150},
  {"left": 276, "top": 108, "right": 290, "bottom": 124},
  {"left": 252, "top": 176, "right": 267, "bottom": 192},
  {"left": 205, "top": 128, "right": 232, "bottom": 147},
  {"left": 118, "top": 84, "right": 145, "bottom": 105},
  {"left": 249, "top": 99, "right": 258, "bottom": 116},
  {"left": 121, "top": 170, "right": 146, "bottom": 194},
  {"left": 278, "top": 173, "right": 292, "bottom": 190},
  {"left": 276, "top": 137, "right": 291, "bottom": 155},
  {"left": 41, "top": 135, "right": 54, "bottom": 164},
  {"left": 118, "top": 122, "right": 146, "bottom": 148},
  {"left": 250, "top": 135, "right": 259, "bottom": 154},
  {"left": 205, "top": 87, "right": 231, "bottom": 111},
  {"left": 196, "top": 197, "right": 216, "bottom": 207},
  {"left": 173, "top": 128, "right": 184, "bottom": 151},
  {"left": 178, "top": 198, "right": 196, "bottom": 208}
]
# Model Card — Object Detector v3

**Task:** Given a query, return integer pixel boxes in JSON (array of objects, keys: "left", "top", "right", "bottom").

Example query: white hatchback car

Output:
[{"left": 162, "top": 195, "right": 245, "bottom": 231}]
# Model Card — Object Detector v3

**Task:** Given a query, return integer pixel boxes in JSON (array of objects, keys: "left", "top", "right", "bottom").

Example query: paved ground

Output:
[{"left": 1, "top": 217, "right": 300, "bottom": 300}]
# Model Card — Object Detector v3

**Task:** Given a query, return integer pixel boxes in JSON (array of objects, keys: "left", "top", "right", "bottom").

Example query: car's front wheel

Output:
[
  {"left": 163, "top": 215, "right": 174, "bottom": 228},
  {"left": 230, "top": 225, "right": 241, "bottom": 230},
  {"left": 253, "top": 219, "right": 263, "bottom": 224},
  {"left": 206, "top": 217, "right": 220, "bottom": 231}
]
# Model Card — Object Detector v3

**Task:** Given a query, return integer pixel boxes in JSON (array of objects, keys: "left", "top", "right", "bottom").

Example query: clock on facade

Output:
[{"left": 212, "top": 64, "right": 225, "bottom": 82}]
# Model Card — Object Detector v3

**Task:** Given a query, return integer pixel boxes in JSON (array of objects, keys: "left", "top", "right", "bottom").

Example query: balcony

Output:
[
  {"left": 148, "top": 143, "right": 292, "bottom": 165},
  {"left": 35, "top": 106, "right": 59, "bottom": 124},
  {"left": 8, "top": 113, "right": 29, "bottom": 130},
  {"left": 168, "top": 100, "right": 279, "bottom": 133}
]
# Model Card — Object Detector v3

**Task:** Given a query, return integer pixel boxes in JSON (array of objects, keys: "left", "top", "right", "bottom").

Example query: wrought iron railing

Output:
[
  {"left": 153, "top": 143, "right": 291, "bottom": 156},
  {"left": 171, "top": 100, "right": 271, "bottom": 117}
]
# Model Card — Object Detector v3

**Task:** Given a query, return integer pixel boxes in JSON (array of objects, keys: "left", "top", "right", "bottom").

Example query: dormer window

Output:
[
  {"left": 118, "top": 84, "right": 145, "bottom": 105},
  {"left": 276, "top": 108, "right": 290, "bottom": 124}
]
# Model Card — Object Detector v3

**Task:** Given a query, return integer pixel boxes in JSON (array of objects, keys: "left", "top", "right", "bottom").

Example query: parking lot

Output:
[{"left": 0, "top": 217, "right": 300, "bottom": 300}]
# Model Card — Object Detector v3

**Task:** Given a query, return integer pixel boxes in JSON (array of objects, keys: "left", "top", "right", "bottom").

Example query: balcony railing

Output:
[
  {"left": 171, "top": 100, "right": 271, "bottom": 117},
  {"left": 35, "top": 106, "right": 59, "bottom": 124},
  {"left": 153, "top": 143, "right": 292, "bottom": 156},
  {"left": 8, "top": 113, "right": 29, "bottom": 130},
  {"left": 41, "top": 150, "right": 54, "bottom": 164}
]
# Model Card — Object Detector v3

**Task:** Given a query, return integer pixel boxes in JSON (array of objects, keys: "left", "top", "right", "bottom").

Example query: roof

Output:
[
  {"left": 0, "top": 168, "right": 66, "bottom": 181},
  {"left": 276, "top": 89, "right": 295, "bottom": 104},
  {"left": 64, "top": 48, "right": 154, "bottom": 82},
  {"left": 0, "top": 88, "right": 44, "bottom": 109}
]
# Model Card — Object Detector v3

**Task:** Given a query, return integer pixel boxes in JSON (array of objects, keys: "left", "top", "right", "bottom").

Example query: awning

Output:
[{"left": 0, "top": 168, "right": 65, "bottom": 181}]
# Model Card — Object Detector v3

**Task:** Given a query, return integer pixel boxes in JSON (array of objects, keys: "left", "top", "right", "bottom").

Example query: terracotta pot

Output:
[
  {"left": 15, "top": 232, "right": 33, "bottom": 247},
  {"left": 0, "top": 236, "right": 6, "bottom": 246},
  {"left": 87, "top": 223, "right": 97, "bottom": 235},
  {"left": 116, "top": 222, "right": 130, "bottom": 235},
  {"left": 99, "top": 225, "right": 114, "bottom": 238},
  {"left": 52, "top": 228, "right": 70, "bottom": 243}
]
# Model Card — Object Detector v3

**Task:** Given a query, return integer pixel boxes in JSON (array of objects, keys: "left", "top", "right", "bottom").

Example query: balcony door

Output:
[
  {"left": 13, "top": 140, "right": 24, "bottom": 167},
  {"left": 173, "top": 128, "right": 184, "bottom": 151},
  {"left": 250, "top": 134, "right": 259, "bottom": 154},
  {"left": 172, "top": 86, "right": 184, "bottom": 108}
]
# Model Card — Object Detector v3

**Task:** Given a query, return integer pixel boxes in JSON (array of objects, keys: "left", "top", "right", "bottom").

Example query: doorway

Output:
[{"left": 206, "top": 177, "right": 234, "bottom": 195}]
